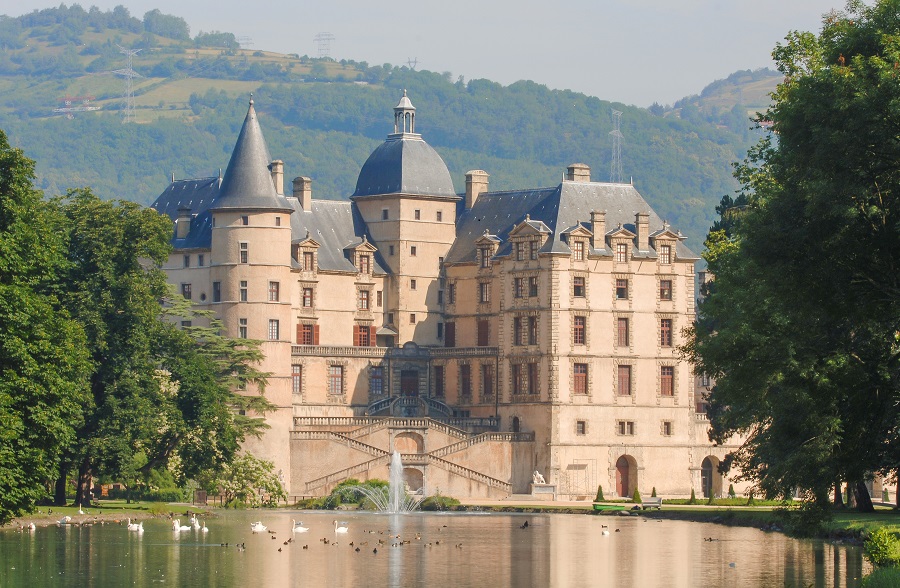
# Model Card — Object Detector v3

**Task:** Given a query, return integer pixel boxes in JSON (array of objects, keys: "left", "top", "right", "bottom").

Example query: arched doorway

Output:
[
  {"left": 393, "top": 432, "right": 424, "bottom": 454},
  {"left": 511, "top": 416, "right": 520, "bottom": 433},
  {"left": 404, "top": 468, "right": 424, "bottom": 493},
  {"left": 615, "top": 455, "right": 637, "bottom": 497},
  {"left": 701, "top": 456, "right": 721, "bottom": 498}
]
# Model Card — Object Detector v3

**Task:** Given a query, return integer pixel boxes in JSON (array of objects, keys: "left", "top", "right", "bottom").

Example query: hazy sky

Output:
[{"left": 10, "top": 0, "right": 846, "bottom": 106}]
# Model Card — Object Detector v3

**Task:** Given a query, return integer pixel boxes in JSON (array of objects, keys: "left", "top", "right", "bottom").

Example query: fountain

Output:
[{"left": 352, "top": 451, "right": 423, "bottom": 513}]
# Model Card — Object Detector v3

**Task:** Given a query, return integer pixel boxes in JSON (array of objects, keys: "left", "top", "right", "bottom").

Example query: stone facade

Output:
[{"left": 152, "top": 93, "right": 745, "bottom": 501}]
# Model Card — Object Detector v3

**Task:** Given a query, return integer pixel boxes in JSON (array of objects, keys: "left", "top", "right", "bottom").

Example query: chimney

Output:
[
  {"left": 293, "top": 176, "right": 312, "bottom": 211},
  {"left": 565, "top": 163, "right": 591, "bottom": 182},
  {"left": 635, "top": 212, "right": 650, "bottom": 252},
  {"left": 176, "top": 206, "right": 191, "bottom": 239},
  {"left": 465, "top": 170, "right": 489, "bottom": 209},
  {"left": 270, "top": 160, "right": 284, "bottom": 195},
  {"left": 590, "top": 210, "right": 606, "bottom": 250}
]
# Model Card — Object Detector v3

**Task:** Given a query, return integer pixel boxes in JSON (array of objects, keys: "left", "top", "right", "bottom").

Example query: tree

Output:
[
  {"left": 0, "top": 130, "right": 91, "bottom": 523},
  {"left": 685, "top": 0, "right": 900, "bottom": 512},
  {"left": 198, "top": 453, "right": 286, "bottom": 507}
]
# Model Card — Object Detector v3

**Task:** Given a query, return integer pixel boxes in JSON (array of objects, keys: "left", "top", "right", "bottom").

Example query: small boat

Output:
[{"left": 592, "top": 503, "right": 625, "bottom": 512}]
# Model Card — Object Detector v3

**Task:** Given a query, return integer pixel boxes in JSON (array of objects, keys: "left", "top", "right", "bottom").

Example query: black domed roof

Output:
[{"left": 353, "top": 136, "right": 455, "bottom": 197}]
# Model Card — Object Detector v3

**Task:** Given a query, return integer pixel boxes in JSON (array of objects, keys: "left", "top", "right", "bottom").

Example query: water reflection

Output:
[{"left": 0, "top": 511, "right": 868, "bottom": 587}]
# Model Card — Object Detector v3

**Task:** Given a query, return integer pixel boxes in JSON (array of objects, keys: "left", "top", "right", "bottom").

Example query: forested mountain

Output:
[{"left": 0, "top": 4, "right": 777, "bottom": 246}]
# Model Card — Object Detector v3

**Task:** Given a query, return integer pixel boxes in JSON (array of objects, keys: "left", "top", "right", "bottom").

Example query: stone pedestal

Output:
[{"left": 530, "top": 483, "right": 556, "bottom": 500}]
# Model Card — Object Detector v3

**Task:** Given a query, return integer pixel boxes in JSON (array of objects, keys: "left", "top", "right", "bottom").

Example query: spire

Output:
[
  {"left": 392, "top": 89, "right": 417, "bottom": 136},
  {"left": 212, "top": 98, "right": 291, "bottom": 212}
]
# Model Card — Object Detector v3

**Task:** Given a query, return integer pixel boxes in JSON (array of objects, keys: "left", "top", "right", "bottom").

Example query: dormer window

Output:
[
  {"left": 516, "top": 242, "right": 525, "bottom": 261},
  {"left": 358, "top": 254, "right": 371, "bottom": 274},
  {"left": 480, "top": 247, "right": 492, "bottom": 268},
  {"left": 303, "top": 251, "right": 315, "bottom": 272},
  {"left": 659, "top": 244, "right": 672, "bottom": 264},
  {"left": 530, "top": 240, "right": 539, "bottom": 260},
  {"left": 615, "top": 243, "right": 628, "bottom": 263},
  {"left": 574, "top": 241, "right": 585, "bottom": 261}
]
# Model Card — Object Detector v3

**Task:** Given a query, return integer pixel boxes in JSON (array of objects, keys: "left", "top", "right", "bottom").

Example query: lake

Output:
[{"left": 0, "top": 510, "right": 869, "bottom": 587}]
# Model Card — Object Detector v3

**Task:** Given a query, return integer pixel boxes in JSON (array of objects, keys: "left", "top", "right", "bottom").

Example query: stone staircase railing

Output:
[
  {"left": 304, "top": 454, "right": 391, "bottom": 493},
  {"left": 406, "top": 453, "right": 512, "bottom": 492},
  {"left": 429, "top": 432, "right": 536, "bottom": 459},
  {"left": 290, "top": 430, "right": 389, "bottom": 458}
]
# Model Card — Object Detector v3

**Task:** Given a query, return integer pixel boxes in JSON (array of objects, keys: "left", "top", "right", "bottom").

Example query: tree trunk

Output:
[
  {"left": 854, "top": 481, "right": 875, "bottom": 513},
  {"left": 833, "top": 481, "right": 845, "bottom": 508},
  {"left": 54, "top": 470, "right": 69, "bottom": 506},
  {"left": 75, "top": 458, "right": 92, "bottom": 507}
]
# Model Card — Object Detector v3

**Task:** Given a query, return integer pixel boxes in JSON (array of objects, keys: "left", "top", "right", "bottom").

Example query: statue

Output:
[{"left": 533, "top": 470, "right": 546, "bottom": 485}]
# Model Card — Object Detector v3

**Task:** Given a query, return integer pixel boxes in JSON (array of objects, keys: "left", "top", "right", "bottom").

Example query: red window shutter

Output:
[
  {"left": 445, "top": 322, "right": 455, "bottom": 347},
  {"left": 353, "top": 325, "right": 360, "bottom": 347},
  {"left": 296, "top": 324, "right": 302, "bottom": 344},
  {"left": 314, "top": 325, "right": 320, "bottom": 345},
  {"left": 370, "top": 326, "right": 377, "bottom": 346}
]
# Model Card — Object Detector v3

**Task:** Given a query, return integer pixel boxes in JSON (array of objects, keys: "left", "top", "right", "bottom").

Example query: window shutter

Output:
[
  {"left": 370, "top": 326, "right": 377, "bottom": 346},
  {"left": 353, "top": 325, "right": 360, "bottom": 347},
  {"left": 314, "top": 325, "right": 320, "bottom": 345},
  {"left": 445, "top": 322, "right": 456, "bottom": 347},
  {"left": 296, "top": 324, "right": 302, "bottom": 344}
]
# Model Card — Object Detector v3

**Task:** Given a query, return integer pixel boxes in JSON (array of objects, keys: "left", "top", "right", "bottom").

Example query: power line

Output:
[
  {"left": 313, "top": 32, "right": 335, "bottom": 59},
  {"left": 609, "top": 109, "right": 624, "bottom": 183},
  {"left": 110, "top": 45, "right": 143, "bottom": 123}
]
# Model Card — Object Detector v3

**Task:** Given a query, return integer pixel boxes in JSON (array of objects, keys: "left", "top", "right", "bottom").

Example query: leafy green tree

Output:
[
  {"left": 686, "top": 0, "right": 900, "bottom": 512},
  {"left": 199, "top": 453, "right": 286, "bottom": 507},
  {"left": 0, "top": 130, "right": 91, "bottom": 523}
]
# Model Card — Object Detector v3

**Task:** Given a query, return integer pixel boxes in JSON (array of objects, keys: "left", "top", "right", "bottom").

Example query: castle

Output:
[{"left": 151, "top": 92, "right": 739, "bottom": 501}]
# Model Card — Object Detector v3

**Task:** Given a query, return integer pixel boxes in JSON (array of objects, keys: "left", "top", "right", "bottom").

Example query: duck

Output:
[
  {"left": 251, "top": 521, "right": 267, "bottom": 533},
  {"left": 292, "top": 519, "right": 309, "bottom": 533},
  {"left": 333, "top": 520, "right": 349, "bottom": 534},
  {"left": 601, "top": 529, "right": 610, "bottom": 536}
]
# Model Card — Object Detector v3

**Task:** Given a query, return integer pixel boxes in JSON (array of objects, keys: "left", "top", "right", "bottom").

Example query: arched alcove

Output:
[
  {"left": 393, "top": 432, "right": 424, "bottom": 454},
  {"left": 615, "top": 455, "right": 638, "bottom": 498},
  {"left": 701, "top": 456, "right": 722, "bottom": 498}
]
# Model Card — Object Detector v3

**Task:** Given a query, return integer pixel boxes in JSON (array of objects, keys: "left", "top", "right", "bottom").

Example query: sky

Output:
[{"left": 9, "top": 0, "right": 847, "bottom": 107}]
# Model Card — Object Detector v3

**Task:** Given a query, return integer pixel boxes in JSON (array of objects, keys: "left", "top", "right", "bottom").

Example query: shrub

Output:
[
  {"left": 148, "top": 503, "right": 169, "bottom": 515},
  {"left": 146, "top": 488, "right": 184, "bottom": 503},
  {"left": 862, "top": 567, "right": 900, "bottom": 587},
  {"left": 632, "top": 488, "right": 641, "bottom": 503},
  {"left": 420, "top": 495, "right": 460, "bottom": 511},
  {"left": 651, "top": 487, "right": 657, "bottom": 498},
  {"left": 689, "top": 489, "right": 697, "bottom": 504},
  {"left": 595, "top": 485, "right": 605, "bottom": 502},
  {"left": 728, "top": 484, "right": 736, "bottom": 499},
  {"left": 706, "top": 493, "right": 714, "bottom": 505},
  {"left": 864, "top": 528, "right": 900, "bottom": 568},
  {"left": 747, "top": 492, "right": 755, "bottom": 506}
]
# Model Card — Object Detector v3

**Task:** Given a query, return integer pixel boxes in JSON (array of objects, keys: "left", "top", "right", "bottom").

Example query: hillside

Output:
[{"left": 0, "top": 4, "right": 776, "bottom": 247}]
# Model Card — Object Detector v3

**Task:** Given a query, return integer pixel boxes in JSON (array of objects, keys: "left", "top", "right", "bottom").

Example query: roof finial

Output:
[
  {"left": 525, "top": 214, "right": 530, "bottom": 221},
  {"left": 249, "top": 92, "right": 254, "bottom": 106},
  {"left": 403, "top": 89, "right": 407, "bottom": 97}
]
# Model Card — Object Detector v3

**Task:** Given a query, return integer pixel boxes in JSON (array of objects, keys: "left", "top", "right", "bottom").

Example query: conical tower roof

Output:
[{"left": 211, "top": 98, "right": 292, "bottom": 212}]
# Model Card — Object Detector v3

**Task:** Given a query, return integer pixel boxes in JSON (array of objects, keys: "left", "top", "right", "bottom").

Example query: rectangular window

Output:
[
  {"left": 617, "top": 365, "right": 632, "bottom": 396},
  {"left": 389, "top": 245, "right": 395, "bottom": 256},
  {"left": 460, "top": 364, "right": 471, "bottom": 398},
  {"left": 516, "top": 242, "right": 525, "bottom": 261},
  {"left": 660, "top": 318, "right": 673, "bottom": 347},
  {"left": 183, "top": 254, "right": 190, "bottom": 268},
  {"left": 275, "top": 217, "right": 281, "bottom": 227},
  {"left": 480, "top": 248, "right": 491, "bottom": 268},
  {"left": 512, "top": 364, "right": 523, "bottom": 395},
  {"left": 573, "top": 316, "right": 586, "bottom": 345},
  {"left": 477, "top": 319, "right": 489, "bottom": 347},
  {"left": 302, "top": 287, "right": 313, "bottom": 308},
  {"left": 616, "top": 243, "right": 627, "bottom": 263},
  {"left": 660, "top": 366, "right": 674, "bottom": 396},
  {"left": 528, "top": 316, "right": 538, "bottom": 346},
  {"left": 574, "top": 363, "right": 588, "bottom": 395},
  {"left": 303, "top": 251, "right": 315, "bottom": 271},
  {"left": 268, "top": 281, "right": 280, "bottom": 302},
  {"left": 529, "top": 276, "right": 538, "bottom": 297},
  {"left": 527, "top": 362, "right": 538, "bottom": 395},
  {"left": 356, "top": 324, "right": 370, "bottom": 346},
  {"left": 514, "top": 277, "right": 524, "bottom": 298},
  {"left": 370, "top": 367, "right": 383, "bottom": 396},
  {"left": 659, "top": 244, "right": 672, "bottom": 264},
  {"left": 448, "top": 284, "right": 456, "bottom": 304},
  {"left": 437, "top": 290, "right": 444, "bottom": 305},
  {"left": 479, "top": 282, "right": 490, "bottom": 303},
  {"left": 359, "top": 290, "right": 370, "bottom": 310},
  {"left": 410, "top": 246, "right": 417, "bottom": 257},
  {"left": 212, "top": 281, "right": 221, "bottom": 303},
  {"left": 434, "top": 366, "right": 445, "bottom": 397},
  {"left": 382, "top": 209, "right": 389, "bottom": 220},
  {"left": 411, "top": 279, "right": 417, "bottom": 290},
  {"left": 377, "top": 290, "right": 383, "bottom": 307},
  {"left": 328, "top": 365, "right": 343, "bottom": 395},
  {"left": 576, "top": 420, "right": 586, "bottom": 435},
  {"left": 358, "top": 254, "right": 370, "bottom": 274},
  {"left": 181, "top": 283, "right": 192, "bottom": 300},
  {"left": 530, "top": 240, "right": 538, "bottom": 260},
  {"left": 660, "top": 279, "right": 672, "bottom": 301},
  {"left": 241, "top": 215, "right": 249, "bottom": 226},
  {"left": 617, "top": 317, "right": 629, "bottom": 347},
  {"left": 300, "top": 324, "right": 315, "bottom": 345},
  {"left": 663, "top": 421, "right": 673, "bottom": 436},
  {"left": 239, "top": 318, "right": 248, "bottom": 339},
  {"left": 482, "top": 364, "right": 493, "bottom": 397},
  {"left": 618, "top": 420, "right": 635, "bottom": 435},
  {"left": 438, "top": 256, "right": 444, "bottom": 269},
  {"left": 574, "top": 241, "right": 584, "bottom": 261},
  {"left": 292, "top": 365, "right": 302, "bottom": 394},
  {"left": 240, "top": 242, "right": 248, "bottom": 264},
  {"left": 240, "top": 280, "right": 248, "bottom": 302},
  {"left": 616, "top": 278, "right": 629, "bottom": 300},
  {"left": 388, "top": 312, "right": 395, "bottom": 325},
  {"left": 268, "top": 319, "right": 279, "bottom": 340},
  {"left": 445, "top": 322, "right": 455, "bottom": 347},
  {"left": 181, "top": 320, "right": 191, "bottom": 329},
  {"left": 513, "top": 317, "right": 523, "bottom": 346},
  {"left": 573, "top": 276, "right": 585, "bottom": 297},
  {"left": 409, "top": 313, "right": 416, "bottom": 324},
  {"left": 437, "top": 322, "right": 444, "bottom": 339},
  {"left": 198, "top": 254, "right": 204, "bottom": 267},
  {"left": 437, "top": 210, "right": 443, "bottom": 222},
  {"left": 414, "top": 209, "right": 421, "bottom": 220}
]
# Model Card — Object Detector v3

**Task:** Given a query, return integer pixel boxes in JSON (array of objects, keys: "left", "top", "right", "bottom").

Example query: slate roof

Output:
[
  {"left": 445, "top": 181, "right": 698, "bottom": 264},
  {"left": 152, "top": 177, "right": 220, "bottom": 249},
  {"left": 353, "top": 136, "right": 456, "bottom": 198},
  {"left": 289, "top": 199, "right": 388, "bottom": 274}
]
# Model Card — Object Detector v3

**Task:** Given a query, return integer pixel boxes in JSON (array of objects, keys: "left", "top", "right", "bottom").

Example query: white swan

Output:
[
  {"left": 292, "top": 519, "right": 309, "bottom": 533},
  {"left": 127, "top": 518, "right": 142, "bottom": 532},
  {"left": 58, "top": 516, "right": 72, "bottom": 525},
  {"left": 27, "top": 522, "right": 36, "bottom": 531},
  {"left": 200, "top": 520, "right": 208, "bottom": 533},
  {"left": 333, "top": 520, "right": 349, "bottom": 534},
  {"left": 173, "top": 519, "right": 191, "bottom": 532},
  {"left": 250, "top": 521, "right": 267, "bottom": 533},
  {"left": 190, "top": 515, "right": 200, "bottom": 530}
]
